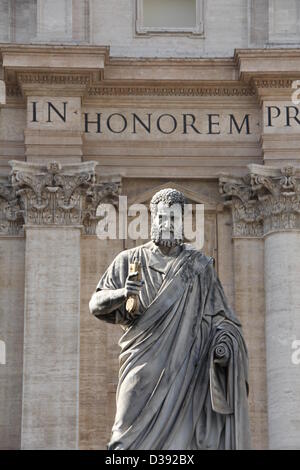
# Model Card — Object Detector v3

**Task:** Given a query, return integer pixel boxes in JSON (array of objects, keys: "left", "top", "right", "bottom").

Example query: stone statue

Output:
[{"left": 89, "top": 188, "right": 251, "bottom": 450}]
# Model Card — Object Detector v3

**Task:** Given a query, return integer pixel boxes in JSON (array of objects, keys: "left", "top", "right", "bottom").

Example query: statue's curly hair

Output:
[{"left": 150, "top": 188, "right": 186, "bottom": 214}]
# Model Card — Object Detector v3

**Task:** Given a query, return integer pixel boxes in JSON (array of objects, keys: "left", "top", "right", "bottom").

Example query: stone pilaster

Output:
[
  {"left": 6, "top": 160, "right": 120, "bottom": 449},
  {"left": 220, "top": 171, "right": 267, "bottom": 449},
  {"left": 220, "top": 164, "right": 300, "bottom": 450},
  {"left": 79, "top": 237, "right": 124, "bottom": 449},
  {"left": 0, "top": 177, "right": 24, "bottom": 449},
  {"left": 79, "top": 177, "right": 121, "bottom": 449}
]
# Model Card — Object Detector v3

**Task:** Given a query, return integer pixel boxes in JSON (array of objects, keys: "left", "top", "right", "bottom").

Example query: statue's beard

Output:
[{"left": 151, "top": 223, "right": 183, "bottom": 247}]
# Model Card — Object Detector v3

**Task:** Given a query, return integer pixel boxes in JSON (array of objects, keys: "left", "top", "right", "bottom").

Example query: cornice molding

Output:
[
  {"left": 1, "top": 45, "right": 300, "bottom": 101},
  {"left": 234, "top": 49, "right": 300, "bottom": 97},
  {"left": 18, "top": 72, "right": 93, "bottom": 86},
  {"left": 235, "top": 48, "right": 300, "bottom": 59},
  {"left": 249, "top": 77, "right": 299, "bottom": 102},
  {"left": 87, "top": 83, "right": 256, "bottom": 98},
  {"left": 107, "top": 57, "right": 235, "bottom": 67},
  {"left": 252, "top": 78, "right": 294, "bottom": 89},
  {"left": 16, "top": 71, "right": 95, "bottom": 97},
  {"left": 0, "top": 44, "right": 110, "bottom": 57}
]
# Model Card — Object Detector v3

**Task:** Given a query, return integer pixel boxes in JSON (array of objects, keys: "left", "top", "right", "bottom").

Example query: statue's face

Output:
[{"left": 151, "top": 202, "right": 183, "bottom": 247}]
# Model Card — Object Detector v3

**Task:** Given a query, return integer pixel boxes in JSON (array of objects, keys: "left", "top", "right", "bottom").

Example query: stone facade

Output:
[
  {"left": 1, "top": 1, "right": 300, "bottom": 57},
  {"left": 0, "top": 0, "right": 300, "bottom": 450}
]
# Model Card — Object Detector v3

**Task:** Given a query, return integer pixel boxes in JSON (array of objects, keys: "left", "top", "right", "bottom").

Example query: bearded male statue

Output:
[{"left": 89, "top": 188, "right": 251, "bottom": 450}]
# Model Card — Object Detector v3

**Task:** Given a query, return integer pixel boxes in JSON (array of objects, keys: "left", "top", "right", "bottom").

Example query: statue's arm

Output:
[
  {"left": 89, "top": 287, "right": 126, "bottom": 318},
  {"left": 213, "top": 340, "right": 230, "bottom": 367},
  {"left": 89, "top": 271, "right": 143, "bottom": 321}
]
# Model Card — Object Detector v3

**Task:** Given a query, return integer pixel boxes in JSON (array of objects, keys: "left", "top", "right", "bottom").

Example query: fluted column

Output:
[{"left": 220, "top": 164, "right": 300, "bottom": 450}]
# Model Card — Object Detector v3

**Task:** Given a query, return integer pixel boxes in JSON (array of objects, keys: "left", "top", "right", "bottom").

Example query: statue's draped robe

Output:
[{"left": 95, "top": 242, "right": 251, "bottom": 450}]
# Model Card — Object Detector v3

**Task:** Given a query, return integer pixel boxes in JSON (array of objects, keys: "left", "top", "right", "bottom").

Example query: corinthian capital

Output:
[
  {"left": 0, "top": 179, "right": 23, "bottom": 236},
  {"left": 219, "top": 165, "right": 300, "bottom": 237},
  {"left": 219, "top": 174, "right": 263, "bottom": 237},
  {"left": 83, "top": 177, "right": 121, "bottom": 235},
  {"left": 9, "top": 160, "right": 121, "bottom": 233}
]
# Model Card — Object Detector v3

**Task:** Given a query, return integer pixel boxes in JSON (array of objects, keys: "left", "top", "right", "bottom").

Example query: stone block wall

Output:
[{"left": 0, "top": 1, "right": 300, "bottom": 57}]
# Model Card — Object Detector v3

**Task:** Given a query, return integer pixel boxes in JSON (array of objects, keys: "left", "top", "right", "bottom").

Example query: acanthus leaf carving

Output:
[
  {"left": 0, "top": 182, "right": 24, "bottom": 236},
  {"left": 82, "top": 180, "right": 121, "bottom": 235},
  {"left": 219, "top": 165, "right": 300, "bottom": 237},
  {"left": 8, "top": 161, "right": 121, "bottom": 235}
]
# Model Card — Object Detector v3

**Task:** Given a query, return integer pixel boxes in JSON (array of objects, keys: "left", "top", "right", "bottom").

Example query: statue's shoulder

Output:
[
  {"left": 183, "top": 244, "right": 214, "bottom": 271},
  {"left": 114, "top": 241, "right": 150, "bottom": 264}
]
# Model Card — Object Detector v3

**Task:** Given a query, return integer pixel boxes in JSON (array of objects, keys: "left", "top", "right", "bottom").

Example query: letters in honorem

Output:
[{"left": 89, "top": 188, "right": 251, "bottom": 450}]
